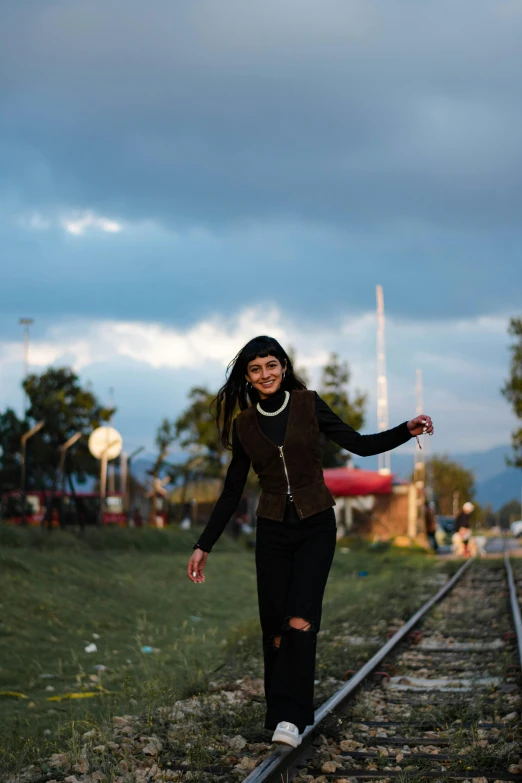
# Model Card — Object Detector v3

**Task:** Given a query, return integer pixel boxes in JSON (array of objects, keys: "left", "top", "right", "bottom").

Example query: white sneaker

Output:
[{"left": 271, "top": 721, "right": 302, "bottom": 747}]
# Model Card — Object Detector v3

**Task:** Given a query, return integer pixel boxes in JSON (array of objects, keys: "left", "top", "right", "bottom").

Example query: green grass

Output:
[
  {"left": 0, "top": 524, "right": 451, "bottom": 775},
  {"left": 0, "top": 522, "right": 241, "bottom": 553}
]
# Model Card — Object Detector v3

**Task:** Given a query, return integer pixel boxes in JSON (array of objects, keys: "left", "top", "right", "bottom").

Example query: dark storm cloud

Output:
[
  {"left": 0, "top": 216, "right": 520, "bottom": 330},
  {"left": 1, "top": 0, "right": 522, "bottom": 327},
  {"left": 2, "top": 0, "right": 522, "bottom": 228}
]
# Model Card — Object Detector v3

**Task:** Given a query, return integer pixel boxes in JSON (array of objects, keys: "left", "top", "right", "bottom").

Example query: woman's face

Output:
[{"left": 245, "top": 355, "right": 286, "bottom": 399}]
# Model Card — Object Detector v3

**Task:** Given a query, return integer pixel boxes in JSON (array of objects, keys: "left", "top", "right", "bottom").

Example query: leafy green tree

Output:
[
  {"left": 0, "top": 409, "right": 27, "bottom": 491},
  {"left": 482, "top": 503, "right": 497, "bottom": 529},
  {"left": 0, "top": 368, "right": 114, "bottom": 494},
  {"left": 23, "top": 367, "right": 115, "bottom": 486},
  {"left": 286, "top": 345, "right": 310, "bottom": 387},
  {"left": 498, "top": 498, "right": 522, "bottom": 527},
  {"left": 319, "top": 353, "right": 367, "bottom": 467},
  {"left": 427, "top": 455, "right": 476, "bottom": 516},
  {"left": 502, "top": 317, "right": 522, "bottom": 469},
  {"left": 151, "top": 419, "right": 177, "bottom": 480},
  {"left": 174, "top": 386, "right": 228, "bottom": 482},
  {"left": 147, "top": 418, "right": 177, "bottom": 523}
]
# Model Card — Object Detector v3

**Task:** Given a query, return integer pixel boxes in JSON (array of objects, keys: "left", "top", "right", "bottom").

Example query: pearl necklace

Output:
[{"left": 257, "top": 390, "right": 290, "bottom": 417}]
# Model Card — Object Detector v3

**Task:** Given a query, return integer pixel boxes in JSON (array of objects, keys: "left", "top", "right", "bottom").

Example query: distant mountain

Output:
[
  {"left": 456, "top": 446, "right": 513, "bottom": 483},
  {"left": 475, "top": 469, "right": 521, "bottom": 510}
]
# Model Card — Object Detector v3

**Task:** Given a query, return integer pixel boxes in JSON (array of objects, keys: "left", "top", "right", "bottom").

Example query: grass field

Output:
[{"left": 0, "top": 525, "right": 453, "bottom": 775}]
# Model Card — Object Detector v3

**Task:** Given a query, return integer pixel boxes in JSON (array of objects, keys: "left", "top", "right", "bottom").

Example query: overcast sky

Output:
[{"left": 1, "top": 0, "right": 521, "bottom": 460}]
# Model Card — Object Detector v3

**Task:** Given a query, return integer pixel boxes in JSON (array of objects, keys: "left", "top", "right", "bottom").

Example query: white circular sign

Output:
[{"left": 88, "top": 426, "right": 123, "bottom": 461}]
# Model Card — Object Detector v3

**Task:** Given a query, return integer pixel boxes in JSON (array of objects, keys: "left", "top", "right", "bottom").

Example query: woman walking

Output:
[{"left": 187, "top": 336, "right": 434, "bottom": 747}]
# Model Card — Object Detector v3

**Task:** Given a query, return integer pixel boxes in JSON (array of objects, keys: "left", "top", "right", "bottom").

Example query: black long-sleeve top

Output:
[{"left": 196, "top": 389, "right": 412, "bottom": 552}]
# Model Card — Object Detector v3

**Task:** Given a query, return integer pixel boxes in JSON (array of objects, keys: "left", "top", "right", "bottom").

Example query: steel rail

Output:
[
  {"left": 504, "top": 551, "right": 522, "bottom": 669},
  {"left": 243, "top": 557, "right": 474, "bottom": 783}
]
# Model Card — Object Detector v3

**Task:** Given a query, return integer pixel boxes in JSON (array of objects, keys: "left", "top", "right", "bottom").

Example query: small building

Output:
[
  {"left": 323, "top": 467, "right": 422, "bottom": 542},
  {"left": 167, "top": 469, "right": 425, "bottom": 543}
]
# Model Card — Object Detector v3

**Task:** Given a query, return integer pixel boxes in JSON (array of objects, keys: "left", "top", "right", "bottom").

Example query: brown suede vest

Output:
[{"left": 235, "top": 390, "right": 336, "bottom": 521}]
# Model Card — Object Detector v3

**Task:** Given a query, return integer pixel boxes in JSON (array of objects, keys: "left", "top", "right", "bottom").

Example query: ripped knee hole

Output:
[{"left": 285, "top": 616, "right": 315, "bottom": 632}]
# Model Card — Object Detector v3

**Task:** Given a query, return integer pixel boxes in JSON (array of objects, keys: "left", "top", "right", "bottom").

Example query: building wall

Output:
[{"left": 346, "top": 484, "right": 423, "bottom": 541}]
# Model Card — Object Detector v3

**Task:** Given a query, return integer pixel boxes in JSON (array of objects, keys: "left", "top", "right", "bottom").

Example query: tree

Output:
[
  {"left": 151, "top": 419, "right": 176, "bottom": 480},
  {"left": 0, "top": 368, "right": 114, "bottom": 494},
  {"left": 502, "top": 317, "right": 522, "bottom": 469},
  {"left": 174, "top": 386, "right": 228, "bottom": 482},
  {"left": 286, "top": 345, "right": 310, "bottom": 387},
  {"left": 319, "top": 353, "right": 367, "bottom": 467},
  {"left": 497, "top": 498, "right": 522, "bottom": 527},
  {"left": 24, "top": 367, "right": 115, "bottom": 486},
  {"left": 0, "top": 409, "right": 27, "bottom": 491},
  {"left": 426, "top": 455, "right": 476, "bottom": 516},
  {"left": 147, "top": 418, "right": 177, "bottom": 523}
]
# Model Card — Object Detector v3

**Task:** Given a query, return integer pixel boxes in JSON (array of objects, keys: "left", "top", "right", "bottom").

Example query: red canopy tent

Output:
[{"left": 323, "top": 467, "right": 393, "bottom": 497}]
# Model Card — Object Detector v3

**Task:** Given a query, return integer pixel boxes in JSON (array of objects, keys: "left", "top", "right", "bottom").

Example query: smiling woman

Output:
[
  {"left": 186, "top": 335, "right": 434, "bottom": 748},
  {"left": 216, "top": 335, "right": 308, "bottom": 449}
]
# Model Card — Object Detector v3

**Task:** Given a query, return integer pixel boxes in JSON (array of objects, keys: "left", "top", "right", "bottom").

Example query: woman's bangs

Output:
[{"left": 243, "top": 337, "right": 285, "bottom": 367}]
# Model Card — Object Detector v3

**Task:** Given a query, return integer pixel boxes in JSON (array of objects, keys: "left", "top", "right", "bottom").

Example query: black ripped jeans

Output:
[{"left": 255, "top": 504, "right": 337, "bottom": 733}]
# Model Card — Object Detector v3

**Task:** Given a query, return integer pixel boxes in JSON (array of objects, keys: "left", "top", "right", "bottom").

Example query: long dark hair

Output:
[{"left": 215, "top": 335, "right": 307, "bottom": 449}]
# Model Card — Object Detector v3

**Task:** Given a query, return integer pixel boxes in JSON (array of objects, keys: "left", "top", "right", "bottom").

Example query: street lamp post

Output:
[
  {"left": 126, "top": 446, "right": 145, "bottom": 520},
  {"left": 19, "top": 318, "right": 34, "bottom": 417},
  {"left": 57, "top": 433, "right": 82, "bottom": 528},
  {"left": 20, "top": 421, "right": 44, "bottom": 525}
]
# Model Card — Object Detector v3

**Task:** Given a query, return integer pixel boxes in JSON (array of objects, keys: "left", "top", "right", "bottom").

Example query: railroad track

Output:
[
  {"left": 239, "top": 554, "right": 522, "bottom": 783},
  {"left": 68, "top": 555, "right": 521, "bottom": 783}
]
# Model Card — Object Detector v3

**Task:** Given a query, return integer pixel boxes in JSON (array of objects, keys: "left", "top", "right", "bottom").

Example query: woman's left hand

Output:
[{"left": 407, "top": 414, "right": 434, "bottom": 437}]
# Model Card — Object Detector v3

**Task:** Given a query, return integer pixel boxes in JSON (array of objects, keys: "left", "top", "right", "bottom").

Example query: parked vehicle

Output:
[
  {"left": 435, "top": 515, "right": 456, "bottom": 546},
  {"left": 511, "top": 520, "right": 522, "bottom": 538},
  {"left": 436, "top": 515, "right": 456, "bottom": 534},
  {"left": 0, "top": 490, "right": 126, "bottom": 527}
]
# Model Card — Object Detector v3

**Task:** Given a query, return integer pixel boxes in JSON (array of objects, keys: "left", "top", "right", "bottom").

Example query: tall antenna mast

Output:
[
  {"left": 414, "top": 368, "right": 425, "bottom": 486},
  {"left": 376, "top": 285, "right": 390, "bottom": 475},
  {"left": 415, "top": 367, "right": 432, "bottom": 503}
]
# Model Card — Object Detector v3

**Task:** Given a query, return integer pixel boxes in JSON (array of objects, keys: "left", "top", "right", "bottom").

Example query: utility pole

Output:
[
  {"left": 414, "top": 369, "right": 425, "bottom": 486},
  {"left": 414, "top": 369, "right": 425, "bottom": 537},
  {"left": 107, "top": 387, "right": 116, "bottom": 494},
  {"left": 88, "top": 426, "right": 123, "bottom": 527},
  {"left": 453, "top": 490, "right": 460, "bottom": 518},
  {"left": 57, "top": 433, "right": 81, "bottom": 527},
  {"left": 376, "top": 285, "right": 390, "bottom": 475},
  {"left": 19, "top": 318, "right": 34, "bottom": 417}
]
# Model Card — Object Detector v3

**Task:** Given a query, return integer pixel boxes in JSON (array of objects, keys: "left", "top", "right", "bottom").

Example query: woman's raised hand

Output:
[
  {"left": 407, "top": 414, "right": 434, "bottom": 437},
  {"left": 187, "top": 547, "right": 208, "bottom": 583}
]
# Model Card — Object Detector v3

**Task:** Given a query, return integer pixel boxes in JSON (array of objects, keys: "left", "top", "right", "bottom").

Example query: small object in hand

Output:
[
  {"left": 192, "top": 571, "right": 196, "bottom": 577},
  {"left": 416, "top": 436, "right": 422, "bottom": 449}
]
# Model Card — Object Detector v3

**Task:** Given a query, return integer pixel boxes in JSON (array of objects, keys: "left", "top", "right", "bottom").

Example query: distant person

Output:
[
  {"left": 180, "top": 501, "right": 193, "bottom": 530},
  {"left": 424, "top": 501, "right": 438, "bottom": 552},
  {"left": 453, "top": 502, "right": 474, "bottom": 556},
  {"left": 456, "top": 501, "right": 474, "bottom": 530},
  {"left": 132, "top": 507, "right": 144, "bottom": 528},
  {"left": 186, "top": 335, "right": 435, "bottom": 748}
]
